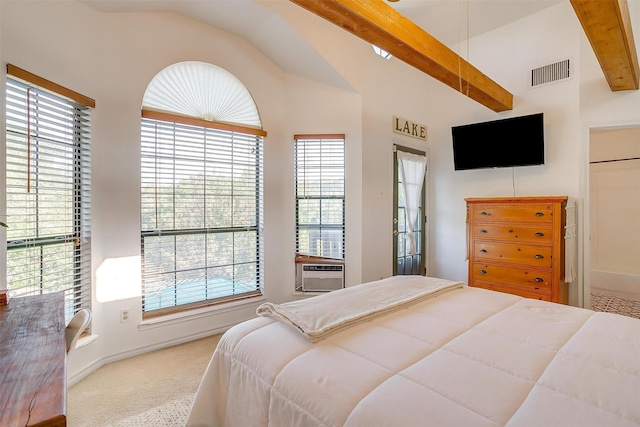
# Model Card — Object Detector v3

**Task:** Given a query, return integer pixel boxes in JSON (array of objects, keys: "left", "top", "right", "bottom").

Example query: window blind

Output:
[
  {"left": 294, "top": 135, "right": 345, "bottom": 259},
  {"left": 5, "top": 77, "right": 92, "bottom": 322},
  {"left": 141, "top": 118, "right": 263, "bottom": 316}
]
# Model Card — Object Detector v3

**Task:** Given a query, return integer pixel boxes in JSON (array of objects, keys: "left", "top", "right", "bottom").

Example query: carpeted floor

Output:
[
  {"left": 68, "top": 334, "right": 221, "bottom": 427},
  {"left": 591, "top": 293, "right": 640, "bottom": 319}
]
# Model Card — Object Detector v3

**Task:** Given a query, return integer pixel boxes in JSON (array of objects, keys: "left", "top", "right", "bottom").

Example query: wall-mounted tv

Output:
[{"left": 452, "top": 113, "right": 544, "bottom": 171}]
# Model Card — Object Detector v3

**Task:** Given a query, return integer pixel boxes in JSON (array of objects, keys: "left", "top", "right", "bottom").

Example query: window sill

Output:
[
  {"left": 138, "top": 295, "right": 266, "bottom": 331},
  {"left": 291, "top": 290, "right": 332, "bottom": 297},
  {"left": 76, "top": 334, "right": 99, "bottom": 350}
]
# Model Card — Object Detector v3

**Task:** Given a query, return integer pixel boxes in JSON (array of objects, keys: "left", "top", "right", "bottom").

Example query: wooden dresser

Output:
[{"left": 466, "top": 196, "right": 568, "bottom": 304}]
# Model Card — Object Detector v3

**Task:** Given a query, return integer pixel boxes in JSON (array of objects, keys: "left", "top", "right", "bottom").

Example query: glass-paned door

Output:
[{"left": 393, "top": 146, "right": 427, "bottom": 275}]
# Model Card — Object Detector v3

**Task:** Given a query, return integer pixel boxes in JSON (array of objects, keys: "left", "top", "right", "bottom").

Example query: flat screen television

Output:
[{"left": 452, "top": 113, "right": 544, "bottom": 170}]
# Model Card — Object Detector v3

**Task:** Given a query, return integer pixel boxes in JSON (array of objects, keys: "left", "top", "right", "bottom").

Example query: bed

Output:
[{"left": 186, "top": 275, "right": 640, "bottom": 427}]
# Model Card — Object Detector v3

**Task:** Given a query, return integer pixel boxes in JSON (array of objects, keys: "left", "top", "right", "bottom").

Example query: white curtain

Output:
[
  {"left": 397, "top": 151, "right": 427, "bottom": 255},
  {"left": 564, "top": 198, "right": 577, "bottom": 283}
]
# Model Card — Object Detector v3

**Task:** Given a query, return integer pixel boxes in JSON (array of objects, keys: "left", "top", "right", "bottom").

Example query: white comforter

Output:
[{"left": 187, "top": 280, "right": 640, "bottom": 427}]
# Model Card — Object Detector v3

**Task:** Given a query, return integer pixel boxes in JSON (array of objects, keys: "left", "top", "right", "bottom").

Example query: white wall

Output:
[
  {"left": 283, "top": 75, "right": 364, "bottom": 289},
  {"left": 281, "top": 2, "right": 585, "bottom": 294},
  {"left": 589, "top": 128, "right": 640, "bottom": 276},
  {"left": 0, "top": 1, "right": 363, "bottom": 382},
  {"left": 274, "top": 0, "right": 639, "bottom": 307},
  {"left": 426, "top": 3, "right": 584, "bottom": 302},
  {"left": 2, "top": 0, "right": 640, "bottom": 383},
  {"left": 578, "top": 0, "right": 640, "bottom": 306}
]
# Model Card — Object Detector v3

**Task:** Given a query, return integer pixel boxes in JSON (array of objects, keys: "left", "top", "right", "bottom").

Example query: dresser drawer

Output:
[
  {"left": 474, "top": 242, "right": 553, "bottom": 268},
  {"left": 472, "top": 223, "right": 553, "bottom": 243},
  {"left": 471, "top": 204, "right": 555, "bottom": 223},
  {"left": 472, "top": 263, "right": 552, "bottom": 291},
  {"left": 472, "top": 281, "right": 552, "bottom": 301}
]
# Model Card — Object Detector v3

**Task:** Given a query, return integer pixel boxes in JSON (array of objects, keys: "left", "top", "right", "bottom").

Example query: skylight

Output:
[{"left": 372, "top": 45, "right": 393, "bottom": 60}]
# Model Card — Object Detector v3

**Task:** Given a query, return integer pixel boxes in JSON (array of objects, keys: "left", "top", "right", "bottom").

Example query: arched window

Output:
[{"left": 140, "top": 61, "right": 265, "bottom": 317}]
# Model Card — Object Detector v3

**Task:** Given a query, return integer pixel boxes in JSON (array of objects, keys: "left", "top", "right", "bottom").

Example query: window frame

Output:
[
  {"left": 294, "top": 134, "right": 346, "bottom": 261},
  {"left": 140, "top": 111, "right": 264, "bottom": 318},
  {"left": 5, "top": 65, "right": 93, "bottom": 323}
]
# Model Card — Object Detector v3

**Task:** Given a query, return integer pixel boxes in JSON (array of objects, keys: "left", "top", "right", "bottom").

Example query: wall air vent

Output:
[{"left": 530, "top": 59, "right": 572, "bottom": 88}]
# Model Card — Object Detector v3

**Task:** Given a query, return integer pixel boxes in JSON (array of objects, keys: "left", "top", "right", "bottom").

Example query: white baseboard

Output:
[{"left": 67, "top": 325, "right": 231, "bottom": 387}]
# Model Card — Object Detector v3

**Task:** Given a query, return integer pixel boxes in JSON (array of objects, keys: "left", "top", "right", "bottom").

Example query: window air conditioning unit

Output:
[{"left": 301, "top": 264, "right": 344, "bottom": 292}]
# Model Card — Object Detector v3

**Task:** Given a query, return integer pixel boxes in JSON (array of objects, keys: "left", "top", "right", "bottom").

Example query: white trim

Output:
[
  {"left": 68, "top": 355, "right": 103, "bottom": 388},
  {"left": 67, "top": 326, "right": 233, "bottom": 387},
  {"left": 138, "top": 295, "right": 265, "bottom": 331},
  {"left": 291, "top": 291, "right": 325, "bottom": 297},
  {"left": 67, "top": 297, "right": 264, "bottom": 386},
  {"left": 76, "top": 333, "right": 99, "bottom": 349}
]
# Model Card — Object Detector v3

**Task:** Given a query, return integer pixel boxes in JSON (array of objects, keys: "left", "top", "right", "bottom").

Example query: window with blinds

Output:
[
  {"left": 140, "top": 118, "right": 263, "bottom": 316},
  {"left": 295, "top": 135, "right": 345, "bottom": 259},
  {"left": 5, "top": 77, "right": 92, "bottom": 323}
]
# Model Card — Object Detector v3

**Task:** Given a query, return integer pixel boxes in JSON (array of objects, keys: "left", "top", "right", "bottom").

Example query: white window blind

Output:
[
  {"left": 5, "top": 77, "right": 92, "bottom": 322},
  {"left": 140, "top": 118, "right": 263, "bottom": 315},
  {"left": 295, "top": 135, "right": 345, "bottom": 259}
]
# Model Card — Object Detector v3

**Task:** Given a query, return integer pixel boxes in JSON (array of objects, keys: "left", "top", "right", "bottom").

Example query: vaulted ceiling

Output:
[
  {"left": 290, "top": 0, "right": 513, "bottom": 112},
  {"left": 83, "top": 0, "right": 639, "bottom": 112},
  {"left": 80, "top": 0, "right": 569, "bottom": 94},
  {"left": 289, "top": 0, "right": 639, "bottom": 112}
]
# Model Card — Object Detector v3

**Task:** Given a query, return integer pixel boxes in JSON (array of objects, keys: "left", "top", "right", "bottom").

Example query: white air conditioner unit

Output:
[{"left": 301, "top": 264, "right": 344, "bottom": 292}]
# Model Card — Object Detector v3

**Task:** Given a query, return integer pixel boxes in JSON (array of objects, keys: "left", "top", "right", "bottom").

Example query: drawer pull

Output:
[
  {"left": 480, "top": 249, "right": 488, "bottom": 253},
  {"left": 535, "top": 212, "right": 544, "bottom": 217},
  {"left": 480, "top": 229, "right": 488, "bottom": 233},
  {"left": 480, "top": 211, "right": 491, "bottom": 216},
  {"left": 534, "top": 277, "right": 544, "bottom": 283},
  {"left": 535, "top": 232, "right": 545, "bottom": 237},
  {"left": 479, "top": 269, "right": 488, "bottom": 275},
  {"left": 534, "top": 254, "right": 544, "bottom": 259}
]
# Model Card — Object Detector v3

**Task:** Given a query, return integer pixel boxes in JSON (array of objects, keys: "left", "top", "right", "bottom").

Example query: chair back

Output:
[{"left": 66, "top": 309, "right": 91, "bottom": 354}]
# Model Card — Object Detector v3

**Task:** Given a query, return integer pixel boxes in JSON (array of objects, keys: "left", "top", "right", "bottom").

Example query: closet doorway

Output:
[{"left": 588, "top": 126, "right": 640, "bottom": 306}]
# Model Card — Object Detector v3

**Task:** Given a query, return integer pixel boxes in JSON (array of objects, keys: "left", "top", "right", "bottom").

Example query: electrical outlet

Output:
[{"left": 120, "top": 308, "right": 130, "bottom": 323}]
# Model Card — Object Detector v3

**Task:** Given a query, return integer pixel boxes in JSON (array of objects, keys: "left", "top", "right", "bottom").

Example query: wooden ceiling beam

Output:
[
  {"left": 571, "top": 0, "right": 639, "bottom": 91},
  {"left": 289, "top": 0, "right": 513, "bottom": 112}
]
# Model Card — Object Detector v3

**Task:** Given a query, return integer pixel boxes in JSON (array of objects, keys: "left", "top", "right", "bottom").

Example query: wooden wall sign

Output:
[{"left": 393, "top": 116, "right": 427, "bottom": 141}]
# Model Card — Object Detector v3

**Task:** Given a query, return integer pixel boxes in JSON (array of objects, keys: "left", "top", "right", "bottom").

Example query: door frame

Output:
[
  {"left": 393, "top": 144, "right": 428, "bottom": 276},
  {"left": 583, "top": 122, "right": 640, "bottom": 308}
]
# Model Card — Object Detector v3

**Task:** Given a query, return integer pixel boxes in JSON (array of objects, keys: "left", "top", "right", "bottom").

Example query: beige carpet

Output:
[{"left": 68, "top": 334, "right": 221, "bottom": 427}]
